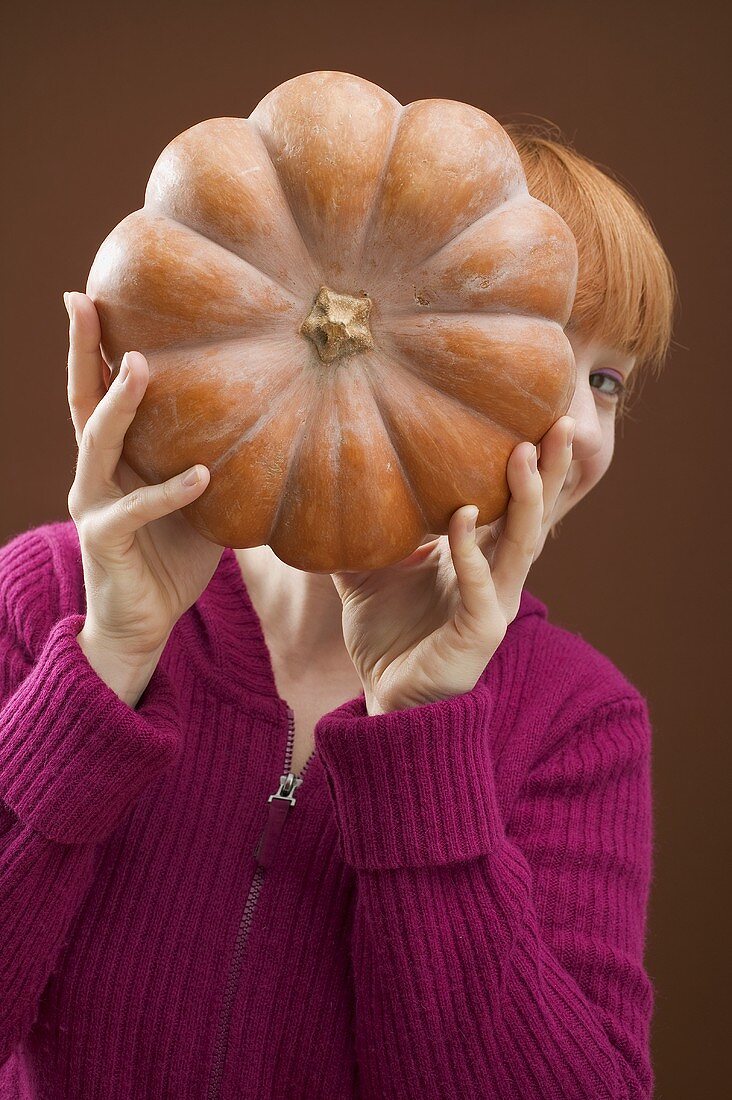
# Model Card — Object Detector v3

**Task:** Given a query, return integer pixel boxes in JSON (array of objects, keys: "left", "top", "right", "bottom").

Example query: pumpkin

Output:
[{"left": 85, "top": 70, "right": 578, "bottom": 573}]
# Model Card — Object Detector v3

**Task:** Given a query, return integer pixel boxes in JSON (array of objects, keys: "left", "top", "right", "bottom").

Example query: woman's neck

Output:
[{"left": 233, "top": 544, "right": 352, "bottom": 673}]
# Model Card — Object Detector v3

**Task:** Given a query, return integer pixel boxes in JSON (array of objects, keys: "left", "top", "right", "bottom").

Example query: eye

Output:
[{"left": 590, "top": 370, "right": 626, "bottom": 401}]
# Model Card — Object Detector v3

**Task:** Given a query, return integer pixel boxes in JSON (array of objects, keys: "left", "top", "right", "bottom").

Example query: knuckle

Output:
[
  {"left": 66, "top": 383, "right": 80, "bottom": 412},
  {"left": 504, "top": 529, "right": 533, "bottom": 555},
  {"left": 511, "top": 536, "right": 537, "bottom": 563},
  {"left": 161, "top": 478, "right": 178, "bottom": 508},
  {"left": 120, "top": 489, "right": 145, "bottom": 517},
  {"left": 79, "top": 424, "right": 98, "bottom": 457},
  {"left": 67, "top": 484, "right": 83, "bottom": 521},
  {"left": 467, "top": 543, "right": 491, "bottom": 572},
  {"left": 492, "top": 620, "right": 509, "bottom": 648},
  {"left": 74, "top": 509, "right": 101, "bottom": 547}
]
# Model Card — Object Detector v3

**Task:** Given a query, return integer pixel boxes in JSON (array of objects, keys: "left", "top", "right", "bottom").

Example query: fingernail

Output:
[
  {"left": 465, "top": 506, "right": 479, "bottom": 534},
  {"left": 63, "top": 292, "right": 73, "bottom": 322},
  {"left": 182, "top": 466, "right": 200, "bottom": 487},
  {"left": 527, "top": 446, "right": 537, "bottom": 471},
  {"left": 566, "top": 421, "right": 576, "bottom": 447},
  {"left": 117, "top": 353, "right": 131, "bottom": 385}
]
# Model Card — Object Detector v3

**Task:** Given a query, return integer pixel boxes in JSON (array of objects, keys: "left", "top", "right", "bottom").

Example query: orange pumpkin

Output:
[{"left": 86, "top": 70, "right": 578, "bottom": 573}]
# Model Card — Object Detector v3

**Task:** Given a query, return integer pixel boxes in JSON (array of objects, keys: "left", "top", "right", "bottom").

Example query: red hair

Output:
[{"left": 502, "top": 118, "right": 679, "bottom": 414}]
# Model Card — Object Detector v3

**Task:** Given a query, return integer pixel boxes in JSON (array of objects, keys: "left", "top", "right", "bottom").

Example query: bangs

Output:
[{"left": 501, "top": 119, "right": 678, "bottom": 390}]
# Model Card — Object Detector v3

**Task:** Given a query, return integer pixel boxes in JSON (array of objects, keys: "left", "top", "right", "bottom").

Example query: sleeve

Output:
[
  {"left": 314, "top": 682, "right": 654, "bottom": 1100},
  {"left": 0, "top": 528, "right": 182, "bottom": 1065}
]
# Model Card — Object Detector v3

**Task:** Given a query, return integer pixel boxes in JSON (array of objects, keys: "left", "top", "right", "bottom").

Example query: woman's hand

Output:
[
  {"left": 64, "top": 291, "right": 223, "bottom": 672},
  {"left": 329, "top": 415, "right": 576, "bottom": 714}
]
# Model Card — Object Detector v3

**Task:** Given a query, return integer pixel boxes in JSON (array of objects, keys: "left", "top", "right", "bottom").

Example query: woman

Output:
[{"left": 0, "top": 123, "right": 676, "bottom": 1099}]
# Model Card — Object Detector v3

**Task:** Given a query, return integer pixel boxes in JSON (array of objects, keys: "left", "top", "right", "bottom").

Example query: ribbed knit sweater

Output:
[{"left": 0, "top": 520, "right": 654, "bottom": 1099}]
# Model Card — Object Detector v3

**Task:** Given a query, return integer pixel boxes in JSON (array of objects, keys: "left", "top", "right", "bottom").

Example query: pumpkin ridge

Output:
[
  {"left": 141, "top": 333, "right": 264, "bottom": 363},
  {"left": 206, "top": 370, "right": 315, "bottom": 481},
  {"left": 383, "top": 304, "right": 563, "bottom": 324},
  {"left": 249, "top": 119, "right": 321, "bottom": 284},
  {"left": 409, "top": 193, "right": 520, "bottom": 273},
  {"left": 368, "top": 339, "right": 526, "bottom": 448},
  {"left": 357, "top": 98, "right": 529, "bottom": 273},
  {"left": 354, "top": 104, "right": 405, "bottom": 273},
  {"left": 360, "top": 360, "right": 429, "bottom": 530},
  {"left": 262, "top": 404, "right": 312, "bottom": 551},
  {"left": 264, "top": 369, "right": 380, "bottom": 561},
  {"left": 150, "top": 210, "right": 307, "bottom": 313},
  {"left": 378, "top": 316, "right": 567, "bottom": 426},
  {"left": 362, "top": 353, "right": 511, "bottom": 534}
]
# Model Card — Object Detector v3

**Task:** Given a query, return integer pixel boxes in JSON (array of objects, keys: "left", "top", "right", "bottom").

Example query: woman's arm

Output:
[
  {"left": 0, "top": 529, "right": 181, "bottom": 1065},
  {"left": 315, "top": 686, "right": 653, "bottom": 1099}
]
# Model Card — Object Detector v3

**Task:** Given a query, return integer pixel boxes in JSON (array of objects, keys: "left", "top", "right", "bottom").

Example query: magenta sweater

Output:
[{"left": 0, "top": 520, "right": 653, "bottom": 1099}]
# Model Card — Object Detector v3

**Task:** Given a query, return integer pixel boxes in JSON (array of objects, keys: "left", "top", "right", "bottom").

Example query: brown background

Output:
[{"left": 1, "top": 1, "right": 729, "bottom": 1095}]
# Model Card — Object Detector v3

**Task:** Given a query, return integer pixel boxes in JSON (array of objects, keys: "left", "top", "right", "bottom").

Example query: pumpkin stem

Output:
[{"left": 300, "top": 285, "right": 374, "bottom": 364}]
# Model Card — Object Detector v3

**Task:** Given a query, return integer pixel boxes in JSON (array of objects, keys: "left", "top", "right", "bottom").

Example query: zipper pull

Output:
[{"left": 253, "top": 772, "right": 303, "bottom": 868}]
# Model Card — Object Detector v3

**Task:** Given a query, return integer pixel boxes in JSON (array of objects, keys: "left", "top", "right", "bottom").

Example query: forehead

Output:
[{"left": 567, "top": 329, "right": 636, "bottom": 371}]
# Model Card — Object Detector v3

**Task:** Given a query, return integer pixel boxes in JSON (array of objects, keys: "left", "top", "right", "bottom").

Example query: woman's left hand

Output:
[{"left": 329, "top": 415, "right": 576, "bottom": 714}]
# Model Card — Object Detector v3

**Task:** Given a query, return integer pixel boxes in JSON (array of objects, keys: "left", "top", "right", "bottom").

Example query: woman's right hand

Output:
[{"left": 65, "top": 290, "right": 224, "bottom": 674}]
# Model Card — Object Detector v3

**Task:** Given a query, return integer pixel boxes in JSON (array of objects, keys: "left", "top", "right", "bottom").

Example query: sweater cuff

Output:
[
  {"left": 314, "top": 681, "right": 505, "bottom": 871},
  {"left": 0, "top": 613, "right": 181, "bottom": 845}
]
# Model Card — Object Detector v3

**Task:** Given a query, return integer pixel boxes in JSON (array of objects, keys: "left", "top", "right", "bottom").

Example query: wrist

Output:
[
  {"left": 76, "top": 626, "right": 166, "bottom": 709},
  {"left": 364, "top": 693, "right": 421, "bottom": 716},
  {"left": 365, "top": 690, "right": 463, "bottom": 716}
]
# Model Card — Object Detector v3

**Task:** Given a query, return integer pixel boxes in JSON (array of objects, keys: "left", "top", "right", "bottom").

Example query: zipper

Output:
[{"left": 207, "top": 706, "right": 314, "bottom": 1100}]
